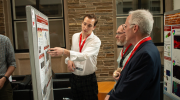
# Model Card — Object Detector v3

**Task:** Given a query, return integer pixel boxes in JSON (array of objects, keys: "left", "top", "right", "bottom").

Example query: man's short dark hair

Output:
[{"left": 83, "top": 14, "right": 98, "bottom": 27}]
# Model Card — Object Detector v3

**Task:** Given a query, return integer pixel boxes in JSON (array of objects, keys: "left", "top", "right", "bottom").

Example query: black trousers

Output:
[
  {"left": 0, "top": 79, "right": 13, "bottom": 100},
  {"left": 70, "top": 73, "right": 98, "bottom": 100}
]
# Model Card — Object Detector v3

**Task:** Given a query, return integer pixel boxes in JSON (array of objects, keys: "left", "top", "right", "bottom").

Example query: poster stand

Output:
[
  {"left": 164, "top": 9, "right": 180, "bottom": 100},
  {"left": 26, "top": 5, "right": 54, "bottom": 100}
]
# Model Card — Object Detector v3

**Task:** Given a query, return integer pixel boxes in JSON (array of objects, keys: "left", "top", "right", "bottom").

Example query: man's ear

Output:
[
  {"left": 133, "top": 25, "right": 138, "bottom": 33},
  {"left": 93, "top": 26, "right": 96, "bottom": 30}
]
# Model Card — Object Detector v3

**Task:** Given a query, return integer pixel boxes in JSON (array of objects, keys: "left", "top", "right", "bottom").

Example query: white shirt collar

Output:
[
  {"left": 89, "top": 31, "right": 94, "bottom": 39},
  {"left": 80, "top": 31, "right": 94, "bottom": 39},
  {"left": 133, "top": 36, "right": 150, "bottom": 49}
]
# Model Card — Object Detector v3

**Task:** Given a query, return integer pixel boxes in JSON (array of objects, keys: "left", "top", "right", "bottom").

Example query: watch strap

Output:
[{"left": 3, "top": 75, "right": 8, "bottom": 81}]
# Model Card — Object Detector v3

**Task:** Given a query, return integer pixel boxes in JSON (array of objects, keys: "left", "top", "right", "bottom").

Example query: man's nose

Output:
[{"left": 84, "top": 25, "right": 88, "bottom": 29}]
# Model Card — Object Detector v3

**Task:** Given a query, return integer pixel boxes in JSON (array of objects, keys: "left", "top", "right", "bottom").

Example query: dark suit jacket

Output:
[{"left": 109, "top": 40, "right": 161, "bottom": 100}]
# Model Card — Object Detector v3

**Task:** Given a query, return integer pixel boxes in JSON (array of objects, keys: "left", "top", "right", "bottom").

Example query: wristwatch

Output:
[{"left": 3, "top": 75, "right": 8, "bottom": 81}]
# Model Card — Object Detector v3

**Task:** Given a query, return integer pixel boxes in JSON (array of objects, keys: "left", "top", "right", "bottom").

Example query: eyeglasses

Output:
[
  {"left": 122, "top": 24, "right": 126, "bottom": 30},
  {"left": 122, "top": 24, "right": 136, "bottom": 30}
]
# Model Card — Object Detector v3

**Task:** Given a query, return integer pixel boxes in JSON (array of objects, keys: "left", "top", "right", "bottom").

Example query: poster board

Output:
[
  {"left": 26, "top": 5, "right": 54, "bottom": 100},
  {"left": 164, "top": 9, "right": 180, "bottom": 100}
]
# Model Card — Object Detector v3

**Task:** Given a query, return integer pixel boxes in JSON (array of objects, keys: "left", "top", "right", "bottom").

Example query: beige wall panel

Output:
[
  {"left": 51, "top": 56, "right": 68, "bottom": 73},
  {"left": 13, "top": 53, "right": 31, "bottom": 75},
  {"left": 13, "top": 53, "right": 68, "bottom": 75},
  {"left": 17, "top": 59, "right": 31, "bottom": 75}
]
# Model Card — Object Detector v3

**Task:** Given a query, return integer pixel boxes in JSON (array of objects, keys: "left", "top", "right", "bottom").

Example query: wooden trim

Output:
[
  {"left": 63, "top": 0, "right": 70, "bottom": 72},
  {"left": 64, "top": 0, "right": 70, "bottom": 50},
  {"left": 165, "top": 0, "right": 173, "bottom": 12},
  {"left": 3, "top": 0, "right": 14, "bottom": 45}
]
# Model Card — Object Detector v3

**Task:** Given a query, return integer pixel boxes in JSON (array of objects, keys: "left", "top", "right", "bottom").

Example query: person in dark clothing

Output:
[{"left": 106, "top": 9, "right": 161, "bottom": 100}]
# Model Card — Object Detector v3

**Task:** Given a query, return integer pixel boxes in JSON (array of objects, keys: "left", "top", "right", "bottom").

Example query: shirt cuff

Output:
[
  {"left": 65, "top": 57, "right": 70, "bottom": 64},
  {"left": 69, "top": 51, "right": 78, "bottom": 61}
]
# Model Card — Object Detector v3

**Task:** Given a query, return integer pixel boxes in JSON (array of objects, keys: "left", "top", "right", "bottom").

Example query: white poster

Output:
[
  {"left": 164, "top": 9, "right": 180, "bottom": 100},
  {"left": 164, "top": 26, "right": 172, "bottom": 94},
  {"left": 36, "top": 15, "right": 52, "bottom": 100},
  {"left": 171, "top": 25, "right": 180, "bottom": 99}
]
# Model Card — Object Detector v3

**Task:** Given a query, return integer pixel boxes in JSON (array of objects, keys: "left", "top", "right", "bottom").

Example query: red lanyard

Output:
[
  {"left": 79, "top": 33, "right": 91, "bottom": 52},
  {"left": 122, "top": 37, "right": 152, "bottom": 70},
  {"left": 121, "top": 44, "right": 132, "bottom": 58}
]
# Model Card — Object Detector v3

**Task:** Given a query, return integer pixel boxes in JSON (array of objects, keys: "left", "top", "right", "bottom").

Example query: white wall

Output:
[{"left": 174, "top": 0, "right": 180, "bottom": 10}]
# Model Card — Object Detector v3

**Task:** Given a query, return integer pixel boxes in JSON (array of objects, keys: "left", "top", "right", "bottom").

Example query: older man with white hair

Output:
[
  {"left": 105, "top": 24, "right": 134, "bottom": 100},
  {"left": 106, "top": 9, "right": 161, "bottom": 100}
]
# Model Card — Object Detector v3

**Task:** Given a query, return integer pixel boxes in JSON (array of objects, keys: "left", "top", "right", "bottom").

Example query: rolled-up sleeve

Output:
[{"left": 65, "top": 57, "right": 70, "bottom": 64}]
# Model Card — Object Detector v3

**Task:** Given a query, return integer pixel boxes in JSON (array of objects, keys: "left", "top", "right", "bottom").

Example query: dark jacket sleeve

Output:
[{"left": 108, "top": 89, "right": 113, "bottom": 95}]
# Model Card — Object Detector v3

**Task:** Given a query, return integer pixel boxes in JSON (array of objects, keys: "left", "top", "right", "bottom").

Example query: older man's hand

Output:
[
  {"left": 104, "top": 95, "right": 110, "bottom": 100},
  {"left": 113, "top": 71, "right": 121, "bottom": 81},
  {"left": 48, "top": 47, "right": 64, "bottom": 57}
]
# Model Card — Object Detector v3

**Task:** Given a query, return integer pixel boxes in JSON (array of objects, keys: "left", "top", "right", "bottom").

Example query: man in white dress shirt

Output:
[{"left": 48, "top": 14, "right": 101, "bottom": 100}]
